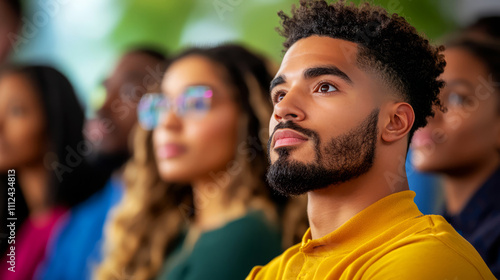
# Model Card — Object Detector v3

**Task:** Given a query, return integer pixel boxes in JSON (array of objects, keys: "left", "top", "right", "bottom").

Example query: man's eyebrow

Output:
[
  {"left": 270, "top": 75, "right": 286, "bottom": 92},
  {"left": 304, "top": 66, "right": 353, "bottom": 85}
]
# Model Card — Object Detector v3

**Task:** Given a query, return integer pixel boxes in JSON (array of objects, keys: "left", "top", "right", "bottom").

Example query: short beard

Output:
[{"left": 266, "top": 109, "right": 379, "bottom": 196}]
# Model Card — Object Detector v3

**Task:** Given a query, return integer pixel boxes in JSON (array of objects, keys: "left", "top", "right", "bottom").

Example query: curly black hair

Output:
[{"left": 277, "top": 0, "right": 446, "bottom": 142}]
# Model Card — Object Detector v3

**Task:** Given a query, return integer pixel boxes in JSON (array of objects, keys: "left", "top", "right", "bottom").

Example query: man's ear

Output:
[{"left": 381, "top": 102, "right": 415, "bottom": 143}]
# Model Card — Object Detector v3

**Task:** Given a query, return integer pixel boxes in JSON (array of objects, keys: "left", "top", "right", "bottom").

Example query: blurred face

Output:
[
  {"left": 267, "top": 36, "right": 387, "bottom": 196},
  {"left": 412, "top": 48, "right": 500, "bottom": 173},
  {"left": 86, "top": 52, "right": 164, "bottom": 155},
  {"left": 153, "top": 55, "right": 239, "bottom": 183},
  {"left": 0, "top": 73, "right": 48, "bottom": 171}
]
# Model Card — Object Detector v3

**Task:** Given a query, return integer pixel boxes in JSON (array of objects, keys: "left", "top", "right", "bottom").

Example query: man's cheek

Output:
[
  {"left": 269, "top": 152, "right": 279, "bottom": 164},
  {"left": 269, "top": 116, "right": 278, "bottom": 134}
]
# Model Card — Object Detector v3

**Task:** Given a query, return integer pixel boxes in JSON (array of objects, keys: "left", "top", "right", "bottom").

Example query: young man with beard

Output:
[{"left": 246, "top": 0, "right": 495, "bottom": 279}]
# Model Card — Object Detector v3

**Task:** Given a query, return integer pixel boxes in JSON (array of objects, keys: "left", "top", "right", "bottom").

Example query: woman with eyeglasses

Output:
[{"left": 96, "top": 45, "right": 287, "bottom": 280}]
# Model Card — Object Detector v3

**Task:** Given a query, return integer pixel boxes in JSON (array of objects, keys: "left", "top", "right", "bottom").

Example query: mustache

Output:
[{"left": 267, "top": 121, "right": 320, "bottom": 151}]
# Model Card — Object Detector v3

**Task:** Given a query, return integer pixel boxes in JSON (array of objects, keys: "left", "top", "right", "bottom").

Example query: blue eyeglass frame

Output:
[{"left": 137, "top": 85, "right": 213, "bottom": 130}]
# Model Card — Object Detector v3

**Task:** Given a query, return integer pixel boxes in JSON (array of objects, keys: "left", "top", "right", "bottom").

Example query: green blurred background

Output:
[{"left": 10, "top": 0, "right": 500, "bottom": 114}]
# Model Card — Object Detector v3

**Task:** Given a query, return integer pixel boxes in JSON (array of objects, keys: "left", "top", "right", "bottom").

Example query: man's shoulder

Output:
[
  {"left": 401, "top": 214, "right": 487, "bottom": 262},
  {"left": 364, "top": 236, "right": 495, "bottom": 279},
  {"left": 365, "top": 214, "right": 495, "bottom": 279}
]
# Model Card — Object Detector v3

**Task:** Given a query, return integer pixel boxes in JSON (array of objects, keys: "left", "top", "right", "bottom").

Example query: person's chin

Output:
[
  {"left": 157, "top": 164, "right": 191, "bottom": 183},
  {"left": 274, "top": 148, "right": 316, "bottom": 164},
  {"left": 411, "top": 150, "right": 437, "bottom": 170},
  {"left": 411, "top": 157, "right": 441, "bottom": 173},
  {"left": 92, "top": 139, "right": 124, "bottom": 156},
  {"left": 157, "top": 158, "right": 186, "bottom": 170}
]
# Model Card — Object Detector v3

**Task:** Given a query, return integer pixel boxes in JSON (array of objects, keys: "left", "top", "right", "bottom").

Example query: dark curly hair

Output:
[{"left": 277, "top": 0, "right": 446, "bottom": 142}]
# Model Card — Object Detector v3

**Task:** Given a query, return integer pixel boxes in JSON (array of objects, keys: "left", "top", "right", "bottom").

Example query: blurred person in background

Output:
[
  {"left": 38, "top": 48, "right": 168, "bottom": 280},
  {"left": 411, "top": 36, "right": 500, "bottom": 277},
  {"left": 462, "top": 16, "right": 500, "bottom": 41},
  {"left": 96, "top": 44, "right": 284, "bottom": 280},
  {"left": 0, "top": 65, "right": 94, "bottom": 280},
  {"left": 85, "top": 48, "right": 169, "bottom": 177},
  {"left": 405, "top": 17, "right": 500, "bottom": 216},
  {"left": 0, "top": 0, "right": 21, "bottom": 64}
]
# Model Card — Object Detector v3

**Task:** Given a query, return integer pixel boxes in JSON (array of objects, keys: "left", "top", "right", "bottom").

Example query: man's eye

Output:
[
  {"left": 274, "top": 92, "right": 286, "bottom": 103},
  {"left": 316, "top": 83, "right": 337, "bottom": 93}
]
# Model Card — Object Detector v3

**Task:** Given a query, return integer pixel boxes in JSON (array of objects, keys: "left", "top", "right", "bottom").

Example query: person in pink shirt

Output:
[{"left": 0, "top": 65, "right": 94, "bottom": 279}]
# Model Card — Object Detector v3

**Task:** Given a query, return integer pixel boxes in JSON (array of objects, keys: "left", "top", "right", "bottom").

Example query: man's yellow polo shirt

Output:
[{"left": 246, "top": 191, "right": 495, "bottom": 280}]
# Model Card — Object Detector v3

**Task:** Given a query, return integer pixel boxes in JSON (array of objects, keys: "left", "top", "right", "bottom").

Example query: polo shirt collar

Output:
[{"left": 299, "top": 190, "right": 422, "bottom": 256}]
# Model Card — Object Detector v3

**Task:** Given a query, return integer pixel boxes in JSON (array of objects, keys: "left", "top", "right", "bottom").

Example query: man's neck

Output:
[{"left": 307, "top": 165, "right": 409, "bottom": 240}]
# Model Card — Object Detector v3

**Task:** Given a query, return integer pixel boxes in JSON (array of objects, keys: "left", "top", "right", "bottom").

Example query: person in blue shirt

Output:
[
  {"left": 37, "top": 48, "right": 168, "bottom": 280},
  {"left": 405, "top": 149, "right": 443, "bottom": 215},
  {"left": 36, "top": 176, "right": 123, "bottom": 280}
]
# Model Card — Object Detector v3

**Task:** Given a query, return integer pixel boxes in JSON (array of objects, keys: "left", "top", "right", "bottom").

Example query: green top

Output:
[{"left": 156, "top": 211, "right": 282, "bottom": 280}]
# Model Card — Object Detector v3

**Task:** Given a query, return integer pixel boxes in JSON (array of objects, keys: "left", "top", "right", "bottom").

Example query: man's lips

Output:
[
  {"left": 273, "top": 129, "right": 308, "bottom": 149},
  {"left": 157, "top": 143, "right": 187, "bottom": 159}
]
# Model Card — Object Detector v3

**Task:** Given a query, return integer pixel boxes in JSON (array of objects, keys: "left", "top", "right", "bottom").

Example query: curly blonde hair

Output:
[{"left": 96, "top": 45, "right": 285, "bottom": 280}]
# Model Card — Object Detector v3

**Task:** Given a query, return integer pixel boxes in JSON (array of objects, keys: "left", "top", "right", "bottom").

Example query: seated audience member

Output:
[
  {"left": 38, "top": 48, "right": 168, "bottom": 280},
  {"left": 96, "top": 45, "right": 284, "bottom": 280},
  {"left": 246, "top": 1, "right": 495, "bottom": 279},
  {"left": 0, "top": 65, "right": 93, "bottom": 280},
  {"left": 412, "top": 36, "right": 500, "bottom": 277}
]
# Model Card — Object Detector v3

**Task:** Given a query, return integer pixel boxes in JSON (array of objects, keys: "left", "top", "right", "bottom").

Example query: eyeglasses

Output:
[{"left": 137, "top": 85, "right": 213, "bottom": 130}]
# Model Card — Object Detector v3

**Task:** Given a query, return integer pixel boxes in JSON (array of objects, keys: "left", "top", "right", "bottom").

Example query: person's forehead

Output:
[
  {"left": 161, "top": 55, "right": 224, "bottom": 97},
  {"left": 112, "top": 52, "right": 160, "bottom": 77},
  {"left": 442, "top": 48, "right": 488, "bottom": 79},
  {"left": 106, "top": 54, "right": 156, "bottom": 87},
  {"left": 278, "top": 36, "right": 360, "bottom": 77},
  {"left": 0, "top": 74, "right": 39, "bottom": 104},
  {"left": 440, "top": 49, "right": 485, "bottom": 90},
  {"left": 163, "top": 55, "right": 218, "bottom": 88}
]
